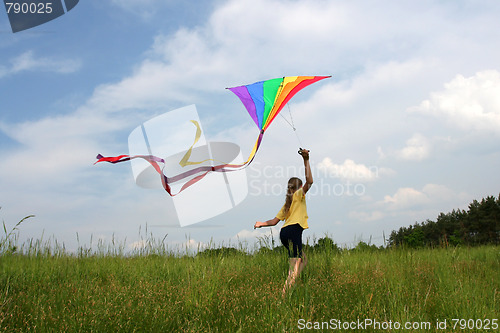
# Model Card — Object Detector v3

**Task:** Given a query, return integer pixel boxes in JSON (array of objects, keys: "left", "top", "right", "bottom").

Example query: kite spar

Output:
[{"left": 95, "top": 75, "right": 330, "bottom": 195}]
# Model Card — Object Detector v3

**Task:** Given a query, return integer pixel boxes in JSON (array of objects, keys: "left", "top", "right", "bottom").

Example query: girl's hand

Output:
[
  {"left": 254, "top": 222, "right": 262, "bottom": 229},
  {"left": 299, "top": 148, "right": 310, "bottom": 160}
]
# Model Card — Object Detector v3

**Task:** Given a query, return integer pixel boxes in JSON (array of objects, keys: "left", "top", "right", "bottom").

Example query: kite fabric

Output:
[
  {"left": 227, "top": 76, "right": 330, "bottom": 131},
  {"left": 95, "top": 75, "right": 330, "bottom": 196}
]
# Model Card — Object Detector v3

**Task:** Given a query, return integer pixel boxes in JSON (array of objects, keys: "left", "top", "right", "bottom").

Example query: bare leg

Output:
[
  {"left": 297, "top": 252, "right": 307, "bottom": 276},
  {"left": 282, "top": 258, "right": 302, "bottom": 295}
]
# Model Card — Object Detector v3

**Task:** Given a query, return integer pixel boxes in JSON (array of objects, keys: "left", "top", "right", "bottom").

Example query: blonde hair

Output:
[{"left": 284, "top": 177, "right": 302, "bottom": 215}]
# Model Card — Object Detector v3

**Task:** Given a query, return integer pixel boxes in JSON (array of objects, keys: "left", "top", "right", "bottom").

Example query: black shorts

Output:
[{"left": 280, "top": 223, "right": 304, "bottom": 258}]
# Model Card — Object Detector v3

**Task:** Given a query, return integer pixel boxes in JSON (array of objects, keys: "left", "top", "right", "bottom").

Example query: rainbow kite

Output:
[
  {"left": 95, "top": 76, "right": 330, "bottom": 195},
  {"left": 228, "top": 76, "right": 330, "bottom": 132}
]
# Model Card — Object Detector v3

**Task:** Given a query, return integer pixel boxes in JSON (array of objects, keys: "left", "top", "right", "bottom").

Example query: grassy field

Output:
[{"left": 0, "top": 225, "right": 499, "bottom": 332}]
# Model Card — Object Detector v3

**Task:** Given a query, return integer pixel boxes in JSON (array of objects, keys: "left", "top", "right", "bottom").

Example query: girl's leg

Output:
[
  {"left": 297, "top": 252, "right": 307, "bottom": 276},
  {"left": 280, "top": 224, "right": 305, "bottom": 295},
  {"left": 282, "top": 257, "right": 302, "bottom": 294}
]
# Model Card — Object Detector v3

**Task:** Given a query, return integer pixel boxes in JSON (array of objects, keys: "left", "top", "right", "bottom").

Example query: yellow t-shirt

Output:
[{"left": 276, "top": 187, "right": 309, "bottom": 229}]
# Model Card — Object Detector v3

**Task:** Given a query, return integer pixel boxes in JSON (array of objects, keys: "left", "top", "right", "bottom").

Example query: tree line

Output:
[
  {"left": 197, "top": 235, "right": 380, "bottom": 257},
  {"left": 388, "top": 194, "right": 500, "bottom": 247}
]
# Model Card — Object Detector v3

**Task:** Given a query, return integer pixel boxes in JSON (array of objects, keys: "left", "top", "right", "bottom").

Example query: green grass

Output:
[{"left": 0, "top": 220, "right": 499, "bottom": 332}]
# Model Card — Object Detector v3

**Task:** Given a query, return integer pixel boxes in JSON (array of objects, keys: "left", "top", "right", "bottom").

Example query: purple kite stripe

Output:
[{"left": 228, "top": 86, "right": 260, "bottom": 129}]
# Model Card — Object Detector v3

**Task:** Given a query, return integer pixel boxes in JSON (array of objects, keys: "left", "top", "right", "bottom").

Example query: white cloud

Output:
[
  {"left": 349, "top": 210, "right": 385, "bottom": 222},
  {"left": 377, "top": 146, "right": 386, "bottom": 159},
  {"left": 183, "top": 238, "right": 206, "bottom": 252},
  {"left": 384, "top": 187, "right": 429, "bottom": 209},
  {"left": 317, "top": 158, "right": 381, "bottom": 182},
  {"left": 409, "top": 70, "right": 500, "bottom": 132},
  {"left": 0, "top": 109, "right": 132, "bottom": 186},
  {"left": 129, "top": 240, "right": 148, "bottom": 250},
  {"left": 383, "top": 184, "right": 468, "bottom": 211},
  {"left": 397, "top": 133, "right": 430, "bottom": 161},
  {"left": 154, "top": 238, "right": 208, "bottom": 255},
  {"left": 0, "top": 51, "right": 82, "bottom": 78},
  {"left": 96, "top": 0, "right": 436, "bottom": 113}
]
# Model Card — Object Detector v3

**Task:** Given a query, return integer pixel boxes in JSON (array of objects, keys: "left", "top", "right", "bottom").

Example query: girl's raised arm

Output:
[{"left": 299, "top": 149, "right": 313, "bottom": 194}]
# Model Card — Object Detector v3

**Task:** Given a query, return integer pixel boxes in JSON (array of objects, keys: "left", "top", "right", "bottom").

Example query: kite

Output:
[
  {"left": 228, "top": 76, "right": 330, "bottom": 132},
  {"left": 95, "top": 75, "right": 330, "bottom": 195}
]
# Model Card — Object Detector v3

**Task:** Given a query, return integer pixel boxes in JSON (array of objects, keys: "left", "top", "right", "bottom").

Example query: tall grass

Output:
[{"left": 0, "top": 218, "right": 498, "bottom": 332}]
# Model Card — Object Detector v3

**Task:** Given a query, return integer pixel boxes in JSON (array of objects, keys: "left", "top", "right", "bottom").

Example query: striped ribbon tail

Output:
[{"left": 95, "top": 131, "right": 264, "bottom": 196}]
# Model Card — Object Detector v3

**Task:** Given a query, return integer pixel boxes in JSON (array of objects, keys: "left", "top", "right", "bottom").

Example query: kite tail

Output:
[{"left": 94, "top": 130, "right": 264, "bottom": 196}]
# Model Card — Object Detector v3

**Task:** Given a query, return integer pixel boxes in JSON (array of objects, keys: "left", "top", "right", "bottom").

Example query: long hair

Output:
[{"left": 284, "top": 177, "right": 302, "bottom": 215}]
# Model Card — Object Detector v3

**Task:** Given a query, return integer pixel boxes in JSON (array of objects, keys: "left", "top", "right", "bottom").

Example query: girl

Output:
[{"left": 254, "top": 148, "right": 313, "bottom": 294}]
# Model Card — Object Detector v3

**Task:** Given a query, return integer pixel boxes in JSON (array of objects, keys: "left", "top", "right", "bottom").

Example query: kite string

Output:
[
  {"left": 287, "top": 103, "right": 304, "bottom": 147},
  {"left": 279, "top": 104, "right": 304, "bottom": 148}
]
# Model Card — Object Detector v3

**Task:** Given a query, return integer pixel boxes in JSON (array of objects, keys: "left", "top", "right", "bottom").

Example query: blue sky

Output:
[{"left": 1, "top": 0, "right": 500, "bottom": 252}]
